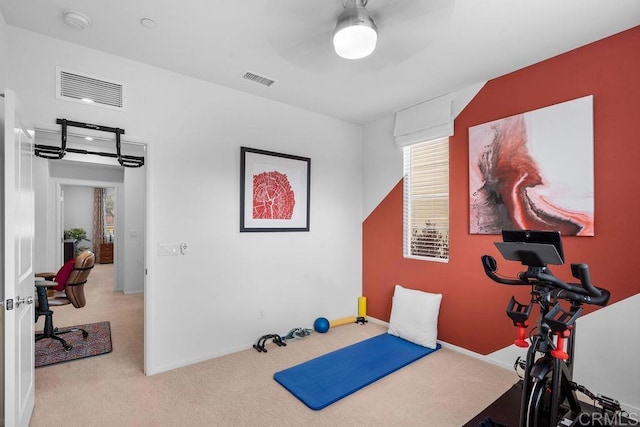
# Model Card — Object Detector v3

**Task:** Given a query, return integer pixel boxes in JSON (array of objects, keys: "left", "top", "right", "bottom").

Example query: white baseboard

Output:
[
  {"left": 367, "top": 316, "right": 513, "bottom": 371},
  {"left": 365, "top": 316, "right": 389, "bottom": 327},
  {"left": 437, "top": 340, "right": 514, "bottom": 371},
  {"left": 146, "top": 342, "right": 253, "bottom": 376}
]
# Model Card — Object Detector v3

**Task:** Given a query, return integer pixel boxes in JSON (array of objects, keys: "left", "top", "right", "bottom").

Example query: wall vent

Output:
[
  {"left": 241, "top": 71, "right": 276, "bottom": 88},
  {"left": 56, "top": 67, "right": 127, "bottom": 110}
]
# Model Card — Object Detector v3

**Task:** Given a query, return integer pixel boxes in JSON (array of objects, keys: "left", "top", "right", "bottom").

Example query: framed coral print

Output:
[{"left": 240, "top": 147, "right": 311, "bottom": 232}]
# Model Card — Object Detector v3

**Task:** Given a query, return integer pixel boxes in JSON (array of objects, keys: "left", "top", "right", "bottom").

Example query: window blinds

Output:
[{"left": 403, "top": 138, "right": 449, "bottom": 261}]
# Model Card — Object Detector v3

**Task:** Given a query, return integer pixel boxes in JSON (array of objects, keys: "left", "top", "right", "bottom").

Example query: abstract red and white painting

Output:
[{"left": 469, "top": 95, "right": 594, "bottom": 236}]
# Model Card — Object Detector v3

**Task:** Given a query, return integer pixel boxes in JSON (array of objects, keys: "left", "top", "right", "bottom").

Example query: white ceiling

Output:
[{"left": 1, "top": 0, "right": 639, "bottom": 125}]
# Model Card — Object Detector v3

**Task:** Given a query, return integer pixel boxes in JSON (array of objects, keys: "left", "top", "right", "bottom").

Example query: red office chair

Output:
[{"left": 35, "top": 251, "right": 95, "bottom": 351}]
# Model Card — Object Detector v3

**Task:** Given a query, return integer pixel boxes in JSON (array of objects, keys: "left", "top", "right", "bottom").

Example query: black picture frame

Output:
[{"left": 240, "top": 146, "right": 311, "bottom": 232}]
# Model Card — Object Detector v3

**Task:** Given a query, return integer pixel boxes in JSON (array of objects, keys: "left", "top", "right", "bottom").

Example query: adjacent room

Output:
[{"left": 1, "top": 1, "right": 639, "bottom": 426}]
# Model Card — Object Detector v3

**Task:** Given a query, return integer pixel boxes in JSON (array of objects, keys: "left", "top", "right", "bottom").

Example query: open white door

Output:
[{"left": 2, "top": 89, "right": 35, "bottom": 426}]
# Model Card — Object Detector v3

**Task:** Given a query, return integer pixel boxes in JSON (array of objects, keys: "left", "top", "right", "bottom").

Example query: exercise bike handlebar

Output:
[
  {"left": 481, "top": 255, "right": 524, "bottom": 285},
  {"left": 521, "top": 269, "right": 610, "bottom": 305},
  {"left": 481, "top": 255, "right": 611, "bottom": 306}
]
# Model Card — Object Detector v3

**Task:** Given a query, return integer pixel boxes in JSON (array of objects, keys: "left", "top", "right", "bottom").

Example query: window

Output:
[
  {"left": 403, "top": 137, "right": 449, "bottom": 262},
  {"left": 104, "top": 189, "right": 115, "bottom": 241}
]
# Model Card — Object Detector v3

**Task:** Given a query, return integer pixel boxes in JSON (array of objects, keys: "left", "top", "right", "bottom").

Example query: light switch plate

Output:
[{"left": 158, "top": 243, "right": 179, "bottom": 256}]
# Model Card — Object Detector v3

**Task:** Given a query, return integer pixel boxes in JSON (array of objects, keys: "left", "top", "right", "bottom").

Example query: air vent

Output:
[
  {"left": 56, "top": 67, "right": 126, "bottom": 110},
  {"left": 241, "top": 71, "right": 276, "bottom": 88}
]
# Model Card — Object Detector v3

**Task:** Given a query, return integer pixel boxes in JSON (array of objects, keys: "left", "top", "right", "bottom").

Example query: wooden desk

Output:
[{"left": 99, "top": 243, "right": 113, "bottom": 264}]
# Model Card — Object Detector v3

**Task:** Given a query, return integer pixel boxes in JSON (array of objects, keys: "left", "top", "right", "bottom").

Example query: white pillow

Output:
[{"left": 388, "top": 284, "right": 442, "bottom": 349}]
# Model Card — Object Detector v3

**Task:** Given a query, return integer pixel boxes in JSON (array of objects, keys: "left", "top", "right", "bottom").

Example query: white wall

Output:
[
  {"left": 0, "top": 7, "right": 7, "bottom": 90},
  {"left": 33, "top": 156, "right": 50, "bottom": 276},
  {"left": 573, "top": 294, "right": 640, "bottom": 412},
  {"left": 7, "top": 27, "right": 363, "bottom": 374},
  {"left": 362, "top": 115, "right": 402, "bottom": 220},
  {"left": 62, "top": 185, "right": 94, "bottom": 251},
  {"left": 122, "top": 167, "right": 144, "bottom": 294}
]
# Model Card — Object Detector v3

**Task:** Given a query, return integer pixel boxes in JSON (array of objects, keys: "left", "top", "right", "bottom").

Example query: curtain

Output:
[
  {"left": 393, "top": 82, "right": 487, "bottom": 147},
  {"left": 93, "top": 188, "right": 106, "bottom": 262},
  {"left": 394, "top": 93, "right": 453, "bottom": 147}
]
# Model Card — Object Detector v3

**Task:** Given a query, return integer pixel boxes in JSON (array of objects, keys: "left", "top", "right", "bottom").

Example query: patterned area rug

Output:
[{"left": 35, "top": 321, "right": 113, "bottom": 368}]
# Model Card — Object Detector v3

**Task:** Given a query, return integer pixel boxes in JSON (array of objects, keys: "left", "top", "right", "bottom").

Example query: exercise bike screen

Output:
[{"left": 501, "top": 229, "right": 564, "bottom": 264}]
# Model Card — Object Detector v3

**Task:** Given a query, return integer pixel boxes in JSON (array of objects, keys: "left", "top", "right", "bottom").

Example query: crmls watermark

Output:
[{"left": 576, "top": 411, "right": 639, "bottom": 426}]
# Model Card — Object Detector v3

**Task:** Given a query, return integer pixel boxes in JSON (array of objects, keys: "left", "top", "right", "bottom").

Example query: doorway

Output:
[
  {"left": 32, "top": 126, "right": 147, "bottom": 368},
  {"left": 59, "top": 184, "right": 119, "bottom": 290}
]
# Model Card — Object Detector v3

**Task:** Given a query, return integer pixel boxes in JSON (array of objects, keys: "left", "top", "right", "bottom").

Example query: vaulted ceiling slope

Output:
[{"left": 1, "top": 0, "right": 639, "bottom": 124}]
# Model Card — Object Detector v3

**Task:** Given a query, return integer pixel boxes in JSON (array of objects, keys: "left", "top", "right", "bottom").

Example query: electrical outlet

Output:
[{"left": 258, "top": 309, "right": 265, "bottom": 319}]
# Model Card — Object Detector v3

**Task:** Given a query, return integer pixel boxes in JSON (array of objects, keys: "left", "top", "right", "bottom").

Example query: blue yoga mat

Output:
[{"left": 274, "top": 333, "right": 441, "bottom": 410}]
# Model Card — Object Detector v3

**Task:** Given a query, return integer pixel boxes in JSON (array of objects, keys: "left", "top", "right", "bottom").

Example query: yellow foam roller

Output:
[
  {"left": 329, "top": 316, "right": 356, "bottom": 328},
  {"left": 358, "top": 296, "right": 367, "bottom": 318}
]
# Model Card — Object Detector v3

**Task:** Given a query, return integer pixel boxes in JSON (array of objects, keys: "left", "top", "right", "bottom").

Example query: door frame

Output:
[{"left": 31, "top": 126, "right": 151, "bottom": 372}]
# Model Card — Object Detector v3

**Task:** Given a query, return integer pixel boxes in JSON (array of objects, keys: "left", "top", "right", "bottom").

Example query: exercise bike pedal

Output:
[
  {"left": 545, "top": 303, "right": 582, "bottom": 334},
  {"left": 506, "top": 297, "right": 532, "bottom": 327},
  {"left": 596, "top": 394, "right": 621, "bottom": 412},
  {"left": 513, "top": 357, "right": 527, "bottom": 373}
]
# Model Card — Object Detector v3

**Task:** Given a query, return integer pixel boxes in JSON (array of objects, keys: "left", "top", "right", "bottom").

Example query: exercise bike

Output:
[{"left": 481, "top": 230, "right": 622, "bottom": 427}]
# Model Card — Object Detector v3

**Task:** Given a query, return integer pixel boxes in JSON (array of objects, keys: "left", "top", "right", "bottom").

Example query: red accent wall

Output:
[{"left": 363, "top": 26, "right": 640, "bottom": 355}]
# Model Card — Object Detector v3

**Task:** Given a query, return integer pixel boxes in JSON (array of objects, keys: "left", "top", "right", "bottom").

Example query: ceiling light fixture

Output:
[
  {"left": 333, "top": 0, "right": 378, "bottom": 60},
  {"left": 63, "top": 10, "right": 91, "bottom": 29}
]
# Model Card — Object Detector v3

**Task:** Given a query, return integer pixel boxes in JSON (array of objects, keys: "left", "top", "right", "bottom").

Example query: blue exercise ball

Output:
[{"left": 313, "top": 317, "right": 330, "bottom": 333}]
